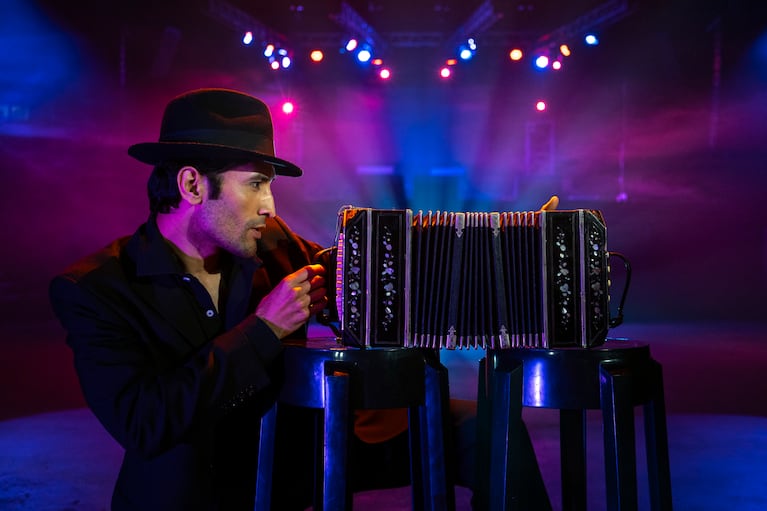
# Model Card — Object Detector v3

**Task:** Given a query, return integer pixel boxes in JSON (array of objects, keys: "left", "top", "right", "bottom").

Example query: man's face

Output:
[{"left": 191, "top": 161, "right": 276, "bottom": 258}]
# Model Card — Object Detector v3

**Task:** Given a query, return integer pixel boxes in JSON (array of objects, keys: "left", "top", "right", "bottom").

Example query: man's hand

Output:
[
  {"left": 540, "top": 195, "right": 559, "bottom": 211},
  {"left": 255, "top": 264, "right": 327, "bottom": 339}
]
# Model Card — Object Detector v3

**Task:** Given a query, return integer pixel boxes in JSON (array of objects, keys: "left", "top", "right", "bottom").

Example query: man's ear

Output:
[{"left": 178, "top": 166, "right": 204, "bottom": 205}]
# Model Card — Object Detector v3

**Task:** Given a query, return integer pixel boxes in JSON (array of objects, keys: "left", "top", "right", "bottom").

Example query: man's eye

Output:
[{"left": 251, "top": 181, "right": 263, "bottom": 189}]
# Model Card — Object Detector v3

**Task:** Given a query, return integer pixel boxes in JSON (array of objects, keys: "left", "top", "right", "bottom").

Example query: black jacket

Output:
[{"left": 49, "top": 215, "right": 324, "bottom": 510}]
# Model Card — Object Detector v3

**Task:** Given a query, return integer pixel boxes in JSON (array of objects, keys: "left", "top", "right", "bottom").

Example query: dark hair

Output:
[{"left": 147, "top": 160, "right": 245, "bottom": 214}]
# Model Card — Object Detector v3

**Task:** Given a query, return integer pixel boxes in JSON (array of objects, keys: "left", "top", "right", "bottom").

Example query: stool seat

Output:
[
  {"left": 502, "top": 341, "right": 655, "bottom": 409},
  {"left": 278, "top": 339, "right": 427, "bottom": 409},
  {"left": 476, "top": 340, "right": 673, "bottom": 511},
  {"left": 255, "top": 339, "right": 455, "bottom": 511}
]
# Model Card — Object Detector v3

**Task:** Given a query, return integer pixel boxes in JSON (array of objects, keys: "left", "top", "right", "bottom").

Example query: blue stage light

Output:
[{"left": 356, "top": 46, "right": 372, "bottom": 63}]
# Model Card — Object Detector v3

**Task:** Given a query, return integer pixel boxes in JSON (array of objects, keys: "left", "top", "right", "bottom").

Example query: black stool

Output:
[
  {"left": 255, "top": 339, "right": 456, "bottom": 511},
  {"left": 475, "top": 340, "right": 673, "bottom": 511}
]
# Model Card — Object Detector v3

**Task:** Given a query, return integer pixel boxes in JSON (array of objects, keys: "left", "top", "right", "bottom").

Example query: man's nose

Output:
[{"left": 259, "top": 193, "right": 276, "bottom": 218}]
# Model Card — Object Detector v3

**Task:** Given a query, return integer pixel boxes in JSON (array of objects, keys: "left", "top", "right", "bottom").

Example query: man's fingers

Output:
[
  {"left": 309, "top": 274, "right": 326, "bottom": 291},
  {"left": 540, "top": 195, "right": 559, "bottom": 211},
  {"left": 303, "top": 264, "right": 326, "bottom": 280},
  {"left": 286, "top": 264, "right": 326, "bottom": 286}
]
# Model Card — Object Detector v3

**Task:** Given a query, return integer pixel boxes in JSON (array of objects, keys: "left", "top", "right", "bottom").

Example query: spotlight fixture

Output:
[
  {"left": 509, "top": 48, "right": 523, "bottom": 61},
  {"left": 281, "top": 101, "right": 295, "bottom": 114},
  {"left": 206, "top": 0, "right": 292, "bottom": 68},
  {"left": 331, "top": 1, "right": 386, "bottom": 69},
  {"left": 356, "top": 44, "right": 372, "bottom": 63},
  {"left": 264, "top": 46, "right": 292, "bottom": 70},
  {"left": 457, "top": 38, "right": 477, "bottom": 61},
  {"left": 310, "top": 49, "right": 324, "bottom": 62}
]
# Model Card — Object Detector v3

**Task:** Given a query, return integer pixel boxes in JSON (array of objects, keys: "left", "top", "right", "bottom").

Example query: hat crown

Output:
[
  {"left": 127, "top": 88, "right": 303, "bottom": 176},
  {"left": 158, "top": 89, "right": 275, "bottom": 155}
]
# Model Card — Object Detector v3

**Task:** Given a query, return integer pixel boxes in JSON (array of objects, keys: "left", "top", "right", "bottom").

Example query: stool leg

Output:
[
  {"left": 475, "top": 355, "right": 551, "bottom": 511},
  {"left": 255, "top": 402, "right": 278, "bottom": 511},
  {"left": 324, "top": 368, "right": 351, "bottom": 511},
  {"left": 473, "top": 357, "right": 491, "bottom": 510},
  {"left": 643, "top": 360, "right": 673, "bottom": 511},
  {"left": 419, "top": 359, "right": 455, "bottom": 511},
  {"left": 600, "top": 363, "right": 639, "bottom": 511},
  {"left": 409, "top": 406, "right": 426, "bottom": 511},
  {"left": 488, "top": 355, "right": 524, "bottom": 510},
  {"left": 560, "top": 409, "right": 587, "bottom": 511}
]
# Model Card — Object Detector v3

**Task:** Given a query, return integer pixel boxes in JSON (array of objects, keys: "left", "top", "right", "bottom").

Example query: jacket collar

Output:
[
  {"left": 124, "top": 216, "right": 259, "bottom": 349},
  {"left": 129, "top": 215, "right": 259, "bottom": 278}
]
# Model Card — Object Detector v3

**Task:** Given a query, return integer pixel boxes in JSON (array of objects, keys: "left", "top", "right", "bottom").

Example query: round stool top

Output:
[
  {"left": 488, "top": 340, "right": 656, "bottom": 409},
  {"left": 279, "top": 338, "right": 429, "bottom": 409}
]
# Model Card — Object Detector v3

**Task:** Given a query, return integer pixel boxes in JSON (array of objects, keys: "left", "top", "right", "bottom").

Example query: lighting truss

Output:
[
  {"left": 446, "top": 0, "right": 503, "bottom": 50},
  {"left": 204, "top": 0, "right": 287, "bottom": 47},
  {"left": 532, "top": 0, "right": 632, "bottom": 53},
  {"left": 330, "top": 1, "right": 386, "bottom": 53}
]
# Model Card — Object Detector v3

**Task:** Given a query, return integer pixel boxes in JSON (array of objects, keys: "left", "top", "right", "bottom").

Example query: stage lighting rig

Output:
[
  {"left": 204, "top": 0, "right": 291, "bottom": 68},
  {"left": 531, "top": 0, "right": 630, "bottom": 64},
  {"left": 445, "top": 0, "right": 502, "bottom": 56},
  {"left": 330, "top": 1, "right": 387, "bottom": 59}
]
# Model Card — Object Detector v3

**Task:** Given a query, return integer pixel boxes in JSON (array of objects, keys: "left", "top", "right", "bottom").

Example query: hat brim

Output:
[{"left": 128, "top": 142, "right": 302, "bottom": 177}]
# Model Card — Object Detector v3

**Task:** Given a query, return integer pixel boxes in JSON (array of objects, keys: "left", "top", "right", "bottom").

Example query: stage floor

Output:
[{"left": 2, "top": 322, "right": 766, "bottom": 510}]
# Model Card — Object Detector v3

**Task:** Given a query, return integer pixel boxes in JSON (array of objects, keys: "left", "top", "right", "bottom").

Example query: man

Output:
[
  {"left": 49, "top": 88, "right": 328, "bottom": 510},
  {"left": 51, "top": 87, "right": 560, "bottom": 510}
]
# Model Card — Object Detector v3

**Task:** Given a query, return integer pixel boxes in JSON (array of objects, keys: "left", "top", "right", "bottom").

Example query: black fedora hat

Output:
[{"left": 128, "top": 88, "right": 302, "bottom": 177}]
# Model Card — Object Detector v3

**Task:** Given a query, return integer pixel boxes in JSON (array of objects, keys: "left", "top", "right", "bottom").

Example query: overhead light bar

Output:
[
  {"left": 531, "top": 0, "right": 629, "bottom": 60},
  {"left": 330, "top": 1, "right": 386, "bottom": 55},
  {"left": 205, "top": 0, "right": 292, "bottom": 69},
  {"left": 445, "top": 0, "right": 502, "bottom": 52}
]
